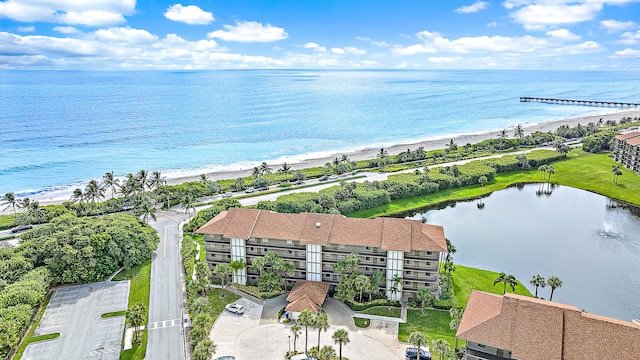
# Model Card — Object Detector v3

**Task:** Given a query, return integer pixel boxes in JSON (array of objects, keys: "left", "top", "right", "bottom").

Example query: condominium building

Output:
[
  {"left": 456, "top": 291, "right": 640, "bottom": 360},
  {"left": 613, "top": 131, "right": 640, "bottom": 175},
  {"left": 196, "top": 208, "right": 447, "bottom": 300}
]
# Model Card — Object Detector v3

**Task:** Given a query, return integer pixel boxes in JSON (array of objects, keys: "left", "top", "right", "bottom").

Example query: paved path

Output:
[
  {"left": 23, "top": 282, "right": 129, "bottom": 360},
  {"left": 146, "top": 210, "right": 189, "bottom": 360},
  {"left": 210, "top": 297, "right": 264, "bottom": 357}
]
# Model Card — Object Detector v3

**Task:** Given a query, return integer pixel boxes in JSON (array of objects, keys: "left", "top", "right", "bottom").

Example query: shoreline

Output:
[{"left": 15, "top": 108, "right": 640, "bottom": 209}]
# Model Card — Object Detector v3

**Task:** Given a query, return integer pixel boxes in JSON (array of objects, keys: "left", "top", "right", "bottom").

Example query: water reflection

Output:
[{"left": 404, "top": 184, "right": 640, "bottom": 321}]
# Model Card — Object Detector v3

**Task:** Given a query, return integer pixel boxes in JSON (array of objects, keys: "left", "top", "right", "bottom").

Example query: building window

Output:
[
  {"left": 287, "top": 250, "right": 293, "bottom": 254},
  {"left": 426, "top": 261, "right": 431, "bottom": 266},
  {"left": 365, "top": 246, "right": 371, "bottom": 250},
  {"left": 263, "top": 238, "right": 268, "bottom": 243},
  {"left": 212, "top": 254, "right": 216, "bottom": 257},
  {"left": 406, "top": 271, "right": 412, "bottom": 275},
  {"left": 405, "top": 281, "right": 411, "bottom": 285},
  {"left": 426, "top": 272, "right": 431, "bottom": 277},
  {"left": 426, "top": 251, "right": 432, "bottom": 255},
  {"left": 287, "top": 240, "right": 293, "bottom": 245},
  {"left": 424, "top": 283, "right": 429, "bottom": 287},
  {"left": 365, "top": 267, "right": 370, "bottom": 271},
  {"left": 227, "top": 255, "right": 231, "bottom": 258},
  {"left": 366, "top": 257, "right": 371, "bottom": 260},
  {"left": 250, "top": 247, "right": 254, "bottom": 251},
  {"left": 406, "top": 260, "right": 412, "bottom": 264},
  {"left": 326, "top": 273, "right": 330, "bottom": 277},
  {"left": 478, "top": 344, "right": 486, "bottom": 349}
]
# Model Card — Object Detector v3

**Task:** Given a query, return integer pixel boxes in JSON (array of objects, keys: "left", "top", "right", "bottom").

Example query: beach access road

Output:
[{"left": 146, "top": 210, "right": 190, "bottom": 360}]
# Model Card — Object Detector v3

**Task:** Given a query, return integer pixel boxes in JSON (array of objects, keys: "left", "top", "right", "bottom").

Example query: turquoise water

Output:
[{"left": 1, "top": 70, "right": 639, "bottom": 196}]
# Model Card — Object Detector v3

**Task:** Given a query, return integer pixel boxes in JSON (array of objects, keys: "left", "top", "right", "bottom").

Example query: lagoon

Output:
[{"left": 407, "top": 184, "right": 640, "bottom": 321}]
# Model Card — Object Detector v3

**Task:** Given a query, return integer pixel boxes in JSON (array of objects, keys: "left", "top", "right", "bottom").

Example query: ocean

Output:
[{"left": 1, "top": 69, "right": 639, "bottom": 197}]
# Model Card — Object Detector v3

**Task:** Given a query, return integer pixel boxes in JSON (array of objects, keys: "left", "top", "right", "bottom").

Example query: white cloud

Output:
[
  {"left": 0, "top": 0, "right": 135, "bottom": 26},
  {"left": 332, "top": 46, "right": 366, "bottom": 55},
  {"left": 601, "top": 19, "right": 638, "bottom": 32},
  {"left": 356, "top": 36, "right": 390, "bottom": 47},
  {"left": 330, "top": 48, "right": 346, "bottom": 55},
  {"left": 17, "top": 26, "right": 35, "bottom": 32},
  {"left": 546, "top": 29, "right": 581, "bottom": 41},
  {"left": 208, "top": 21, "right": 287, "bottom": 43},
  {"left": 455, "top": 1, "right": 489, "bottom": 14},
  {"left": 303, "top": 42, "right": 326, "bottom": 52},
  {"left": 427, "top": 56, "right": 463, "bottom": 63},
  {"left": 164, "top": 4, "right": 213, "bottom": 25},
  {"left": 618, "top": 30, "right": 640, "bottom": 44},
  {"left": 487, "top": 21, "right": 498, "bottom": 28},
  {"left": 53, "top": 26, "right": 80, "bottom": 34},
  {"left": 94, "top": 27, "right": 157, "bottom": 44},
  {"left": 509, "top": 3, "right": 602, "bottom": 29},
  {"left": 610, "top": 48, "right": 640, "bottom": 58},
  {"left": 392, "top": 43, "right": 437, "bottom": 55}
]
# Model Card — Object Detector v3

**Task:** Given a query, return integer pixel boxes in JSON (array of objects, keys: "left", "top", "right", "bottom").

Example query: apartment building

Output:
[
  {"left": 456, "top": 291, "right": 640, "bottom": 360},
  {"left": 613, "top": 131, "right": 640, "bottom": 175},
  {"left": 196, "top": 207, "right": 447, "bottom": 300}
]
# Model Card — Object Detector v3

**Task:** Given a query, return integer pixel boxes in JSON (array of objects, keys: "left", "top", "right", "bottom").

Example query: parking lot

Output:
[{"left": 23, "top": 281, "right": 129, "bottom": 360}]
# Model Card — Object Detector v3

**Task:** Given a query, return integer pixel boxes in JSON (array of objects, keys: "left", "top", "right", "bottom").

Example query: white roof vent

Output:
[{"left": 315, "top": 222, "right": 321, "bottom": 228}]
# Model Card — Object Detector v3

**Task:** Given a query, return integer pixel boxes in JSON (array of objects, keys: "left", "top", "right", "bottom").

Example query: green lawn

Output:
[
  {"left": 399, "top": 309, "right": 459, "bottom": 348},
  {"left": 452, "top": 265, "right": 533, "bottom": 309},
  {"left": 184, "top": 233, "right": 206, "bottom": 261},
  {"left": 357, "top": 306, "right": 401, "bottom": 318},
  {"left": 349, "top": 149, "right": 640, "bottom": 218},
  {"left": 206, "top": 288, "right": 241, "bottom": 317},
  {"left": 115, "top": 261, "right": 151, "bottom": 360},
  {"left": 353, "top": 317, "right": 370, "bottom": 328},
  {"left": 13, "top": 291, "right": 54, "bottom": 360}
]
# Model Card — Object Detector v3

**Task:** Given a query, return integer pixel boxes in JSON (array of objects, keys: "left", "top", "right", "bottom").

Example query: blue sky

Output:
[{"left": 2, "top": 0, "right": 640, "bottom": 69}]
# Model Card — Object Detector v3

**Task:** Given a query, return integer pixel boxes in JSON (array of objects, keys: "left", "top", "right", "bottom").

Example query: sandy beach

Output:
[{"left": 18, "top": 108, "right": 640, "bottom": 209}]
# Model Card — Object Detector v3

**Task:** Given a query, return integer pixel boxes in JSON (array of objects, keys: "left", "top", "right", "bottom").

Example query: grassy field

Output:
[
  {"left": 357, "top": 306, "right": 401, "bottom": 318},
  {"left": 451, "top": 265, "right": 533, "bottom": 307},
  {"left": 399, "top": 309, "right": 458, "bottom": 348},
  {"left": 349, "top": 149, "right": 640, "bottom": 218},
  {"left": 353, "top": 317, "right": 370, "bottom": 328},
  {"left": 115, "top": 261, "right": 151, "bottom": 360},
  {"left": 206, "top": 288, "right": 241, "bottom": 318},
  {"left": 13, "top": 291, "right": 54, "bottom": 360}
]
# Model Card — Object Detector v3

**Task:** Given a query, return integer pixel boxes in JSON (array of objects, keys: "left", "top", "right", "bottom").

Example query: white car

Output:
[
  {"left": 225, "top": 303, "right": 245, "bottom": 314},
  {"left": 245, "top": 187, "right": 255, "bottom": 193}
]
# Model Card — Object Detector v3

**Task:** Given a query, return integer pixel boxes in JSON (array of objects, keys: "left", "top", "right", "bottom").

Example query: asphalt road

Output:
[{"left": 146, "top": 210, "right": 189, "bottom": 360}]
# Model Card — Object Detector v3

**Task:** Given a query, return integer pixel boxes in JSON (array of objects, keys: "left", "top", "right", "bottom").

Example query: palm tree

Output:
[
  {"left": 514, "top": 124, "right": 524, "bottom": 139},
  {"left": 148, "top": 171, "right": 165, "bottom": 193},
  {"left": 297, "top": 309, "right": 314, "bottom": 354},
  {"left": 416, "top": 287, "right": 433, "bottom": 314},
  {"left": 498, "top": 129, "right": 508, "bottom": 149},
  {"left": 546, "top": 165, "right": 555, "bottom": 181},
  {"left": 180, "top": 194, "right": 196, "bottom": 215},
  {"left": 134, "top": 199, "right": 157, "bottom": 224},
  {"left": 259, "top": 162, "right": 273, "bottom": 175},
  {"left": 368, "top": 270, "right": 385, "bottom": 301},
  {"left": 232, "top": 177, "right": 245, "bottom": 191},
  {"left": 317, "top": 345, "right": 336, "bottom": 360},
  {"left": 377, "top": 147, "right": 388, "bottom": 159},
  {"left": 493, "top": 272, "right": 517, "bottom": 294},
  {"left": 332, "top": 329, "right": 349, "bottom": 360},
  {"left": 85, "top": 179, "right": 105, "bottom": 205},
  {"left": 18, "top": 197, "right": 30, "bottom": 211},
  {"left": 126, "top": 303, "right": 146, "bottom": 344},
  {"left": 252, "top": 166, "right": 262, "bottom": 178},
  {"left": 449, "top": 308, "right": 464, "bottom": 349},
  {"left": 136, "top": 169, "right": 149, "bottom": 191},
  {"left": 71, "top": 188, "right": 85, "bottom": 205},
  {"left": 345, "top": 252, "right": 360, "bottom": 273},
  {"left": 340, "top": 154, "right": 350, "bottom": 163},
  {"left": 354, "top": 274, "right": 370, "bottom": 303},
  {"left": 250, "top": 257, "right": 266, "bottom": 276},
  {"left": 194, "top": 261, "right": 210, "bottom": 296},
  {"left": 390, "top": 274, "right": 402, "bottom": 300},
  {"left": 199, "top": 173, "right": 209, "bottom": 185},
  {"left": 192, "top": 339, "right": 216, "bottom": 360},
  {"left": 446, "top": 139, "right": 458, "bottom": 153},
  {"left": 213, "top": 263, "right": 232, "bottom": 297},
  {"left": 229, "top": 259, "right": 246, "bottom": 284},
  {"left": 290, "top": 324, "right": 301, "bottom": 353},
  {"left": 478, "top": 175, "right": 487, "bottom": 194},
  {"left": 612, "top": 165, "right": 623, "bottom": 184},
  {"left": 530, "top": 274, "right": 546, "bottom": 297},
  {"left": 278, "top": 162, "right": 292, "bottom": 174},
  {"left": 314, "top": 312, "right": 329, "bottom": 348},
  {"left": 102, "top": 171, "right": 120, "bottom": 199},
  {"left": 538, "top": 165, "right": 548, "bottom": 180},
  {"left": 431, "top": 338, "right": 451, "bottom": 360},
  {"left": 27, "top": 201, "right": 46, "bottom": 224},
  {"left": 547, "top": 276, "right": 563, "bottom": 301},
  {"left": 408, "top": 332, "right": 427, "bottom": 359},
  {"left": 2, "top": 192, "right": 17, "bottom": 215}
]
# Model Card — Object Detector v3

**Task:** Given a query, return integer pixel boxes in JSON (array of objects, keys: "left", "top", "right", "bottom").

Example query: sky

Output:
[{"left": 2, "top": 0, "right": 640, "bottom": 70}]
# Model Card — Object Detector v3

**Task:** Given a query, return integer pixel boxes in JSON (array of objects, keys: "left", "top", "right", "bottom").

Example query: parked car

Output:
[
  {"left": 293, "top": 180, "right": 304, "bottom": 185},
  {"left": 328, "top": 175, "right": 338, "bottom": 180},
  {"left": 222, "top": 192, "right": 233, "bottom": 198},
  {"left": 257, "top": 186, "right": 269, "bottom": 191},
  {"left": 225, "top": 303, "right": 245, "bottom": 314},
  {"left": 405, "top": 347, "right": 431, "bottom": 360},
  {"left": 245, "top": 187, "right": 255, "bottom": 193},
  {"left": 215, "top": 357, "right": 236, "bottom": 360},
  {"left": 318, "top": 175, "right": 329, "bottom": 181},
  {"left": 10, "top": 224, "right": 32, "bottom": 233}
]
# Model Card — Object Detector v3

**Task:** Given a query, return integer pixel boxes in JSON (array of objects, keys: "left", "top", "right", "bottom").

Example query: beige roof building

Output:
[
  {"left": 457, "top": 291, "right": 640, "bottom": 360},
  {"left": 198, "top": 208, "right": 447, "bottom": 252},
  {"left": 285, "top": 280, "right": 330, "bottom": 315},
  {"left": 614, "top": 131, "right": 640, "bottom": 175}
]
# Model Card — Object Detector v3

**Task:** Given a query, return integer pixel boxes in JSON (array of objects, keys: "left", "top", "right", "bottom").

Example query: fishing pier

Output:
[{"left": 520, "top": 97, "right": 640, "bottom": 109}]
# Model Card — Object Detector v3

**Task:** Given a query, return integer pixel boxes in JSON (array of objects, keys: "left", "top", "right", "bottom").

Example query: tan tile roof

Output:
[
  {"left": 616, "top": 131, "right": 640, "bottom": 141},
  {"left": 457, "top": 291, "right": 640, "bottom": 360},
  {"left": 626, "top": 136, "right": 640, "bottom": 146},
  {"left": 286, "top": 280, "right": 330, "bottom": 305},
  {"left": 286, "top": 294, "right": 320, "bottom": 314},
  {"left": 196, "top": 208, "right": 447, "bottom": 252}
]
